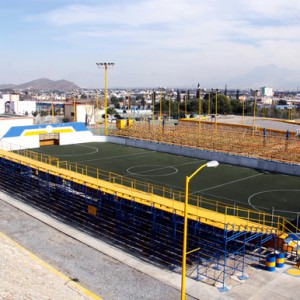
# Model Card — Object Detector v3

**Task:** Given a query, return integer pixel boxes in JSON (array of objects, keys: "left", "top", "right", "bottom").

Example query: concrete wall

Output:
[
  {"left": 107, "top": 136, "right": 300, "bottom": 176},
  {"left": 60, "top": 131, "right": 94, "bottom": 145},
  {"left": 0, "top": 99, "right": 6, "bottom": 114},
  {"left": 17, "top": 101, "right": 36, "bottom": 116},
  {"left": 0, "top": 118, "right": 34, "bottom": 139},
  {"left": 1, "top": 136, "right": 39, "bottom": 150},
  {"left": 65, "top": 103, "right": 95, "bottom": 125},
  {"left": 91, "top": 135, "right": 107, "bottom": 142}
]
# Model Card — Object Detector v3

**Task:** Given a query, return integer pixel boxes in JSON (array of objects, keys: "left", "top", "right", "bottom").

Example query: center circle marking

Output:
[{"left": 127, "top": 165, "right": 178, "bottom": 177}]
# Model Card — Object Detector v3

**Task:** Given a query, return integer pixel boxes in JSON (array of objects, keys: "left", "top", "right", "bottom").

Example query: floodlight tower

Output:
[
  {"left": 96, "top": 62, "right": 115, "bottom": 136},
  {"left": 197, "top": 84, "right": 201, "bottom": 132},
  {"left": 215, "top": 88, "right": 218, "bottom": 131},
  {"left": 251, "top": 89, "right": 259, "bottom": 134}
]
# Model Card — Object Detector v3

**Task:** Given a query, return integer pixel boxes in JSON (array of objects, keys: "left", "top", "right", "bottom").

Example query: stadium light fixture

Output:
[
  {"left": 96, "top": 62, "right": 115, "bottom": 136},
  {"left": 181, "top": 160, "right": 219, "bottom": 300}
]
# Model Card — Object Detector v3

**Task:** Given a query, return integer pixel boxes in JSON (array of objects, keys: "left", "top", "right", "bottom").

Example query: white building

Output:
[
  {"left": 1, "top": 93, "right": 36, "bottom": 115},
  {"left": 260, "top": 87, "right": 273, "bottom": 97},
  {"left": 16, "top": 101, "right": 37, "bottom": 115},
  {"left": 0, "top": 99, "right": 6, "bottom": 114},
  {"left": 64, "top": 103, "right": 95, "bottom": 125}
]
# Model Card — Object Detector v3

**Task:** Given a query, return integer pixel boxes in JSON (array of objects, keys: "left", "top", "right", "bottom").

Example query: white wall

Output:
[
  {"left": 0, "top": 136, "right": 39, "bottom": 150},
  {"left": 76, "top": 104, "right": 94, "bottom": 124},
  {"left": 18, "top": 101, "right": 36, "bottom": 115},
  {"left": 64, "top": 103, "right": 95, "bottom": 125},
  {"left": 64, "top": 104, "right": 74, "bottom": 121},
  {"left": 0, "top": 118, "right": 34, "bottom": 139},
  {"left": 2, "top": 94, "right": 11, "bottom": 101},
  {"left": 0, "top": 99, "right": 6, "bottom": 114},
  {"left": 59, "top": 131, "right": 94, "bottom": 145}
]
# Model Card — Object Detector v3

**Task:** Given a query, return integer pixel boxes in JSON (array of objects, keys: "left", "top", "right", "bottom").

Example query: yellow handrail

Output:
[{"left": 6, "top": 147, "right": 298, "bottom": 232}]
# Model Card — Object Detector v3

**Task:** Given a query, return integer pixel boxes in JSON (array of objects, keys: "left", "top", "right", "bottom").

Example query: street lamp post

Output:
[
  {"left": 185, "top": 92, "right": 187, "bottom": 117},
  {"left": 169, "top": 91, "right": 172, "bottom": 121},
  {"left": 96, "top": 92, "right": 99, "bottom": 134},
  {"left": 208, "top": 91, "right": 211, "bottom": 116},
  {"left": 152, "top": 90, "right": 155, "bottom": 125},
  {"left": 198, "top": 84, "right": 201, "bottom": 133},
  {"left": 73, "top": 95, "right": 76, "bottom": 122},
  {"left": 181, "top": 160, "right": 219, "bottom": 300},
  {"left": 215, "top": 89, "right": 218, "bottom": 124},
  {"left": 252, "top": 89, "right": 258, "bottom": 133},
  {"left": 127, "top": 91, "right": 131, "bottom": 121},
  {"left": 96, "top": 62, "right": 115, "bottom": 136},
  {"left": 242, "top": 99, "right": 245, "bottom": 125},
  {"left": 51, "top": 98, "right": 55, "bottom": 124},
  {"left": 160, "top": 87, "right": 163, "bottom": 127}
]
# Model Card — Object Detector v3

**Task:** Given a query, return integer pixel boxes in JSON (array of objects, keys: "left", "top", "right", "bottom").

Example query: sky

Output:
[{"left": 1, "top": 0, "right": 300, "bottom": 89}]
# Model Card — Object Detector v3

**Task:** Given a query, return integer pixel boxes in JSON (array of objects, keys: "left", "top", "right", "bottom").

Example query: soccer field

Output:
[{"left": 32, "top": 142, "right": 300, "bottom": 220}]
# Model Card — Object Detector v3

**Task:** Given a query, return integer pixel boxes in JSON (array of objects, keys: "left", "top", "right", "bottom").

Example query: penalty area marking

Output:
[
  {"left": 50, "top": 144, "right": 99, "bottom": 158},
  {"left": 248, "top": 189, "right": 300, "bottom": 213},
  {"left": 127, "top": 165, "right": 178, "bottom": 177}
]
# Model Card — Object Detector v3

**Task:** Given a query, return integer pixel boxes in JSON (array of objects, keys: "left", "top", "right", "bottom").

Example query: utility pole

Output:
[{"left": 96, "top": 62, "right": 115, "bottom": 136}]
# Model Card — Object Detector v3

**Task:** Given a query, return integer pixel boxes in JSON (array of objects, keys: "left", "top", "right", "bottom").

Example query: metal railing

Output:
[{"left": 8, "top": 147, "right": 298, "bottom": 233}]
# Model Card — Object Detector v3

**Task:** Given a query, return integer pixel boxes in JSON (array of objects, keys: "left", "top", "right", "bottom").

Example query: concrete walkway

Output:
[
  {"left": 0, "top": 231, "right": 101, "bottom": 300},
  {"left": 1, "top": 191, "right": 299, "bottom": 300}
]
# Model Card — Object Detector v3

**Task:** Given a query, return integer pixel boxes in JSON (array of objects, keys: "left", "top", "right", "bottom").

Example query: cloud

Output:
[
  {"left": 26, "top": 1, "right": 300, "bottom": 45},
  {"left": 6, "top": 0, "right": 300, "bottom": 87}
]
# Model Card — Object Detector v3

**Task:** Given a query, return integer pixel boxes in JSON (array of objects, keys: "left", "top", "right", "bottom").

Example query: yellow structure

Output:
[
  {"left": 181, "top": 161, "right": 219, "bottom": 300},
  {"left": 0, "top": 148, "right": 289, "bottom": 234},
  {"left": 116, "top": 119, "right": 127, "bottom": 129}
]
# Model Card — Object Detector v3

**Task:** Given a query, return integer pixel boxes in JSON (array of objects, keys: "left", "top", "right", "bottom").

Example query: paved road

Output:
[
  {"left": 1, "top": 191, "right": 300, "bottom": 300},
  {"left": 218, "top": 115, "right": 300, "bottom": 133},
  {"left": 0, "top": 195, "right": 197, "bottom": 300}
]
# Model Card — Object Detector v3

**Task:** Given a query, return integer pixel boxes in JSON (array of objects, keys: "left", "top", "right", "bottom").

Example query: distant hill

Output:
[
  {"left": 0, "top": 78, "right": 80, "bottom": 91},
  {"left": 223, "top": 65, "right": 300, "bottom": 90}
]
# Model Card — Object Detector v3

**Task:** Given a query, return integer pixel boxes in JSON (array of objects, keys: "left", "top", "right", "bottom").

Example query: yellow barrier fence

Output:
[{"left": 9, "top": 147, "right": 298, "bottom": 234}]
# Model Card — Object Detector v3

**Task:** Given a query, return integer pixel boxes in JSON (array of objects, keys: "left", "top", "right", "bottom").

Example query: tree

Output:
[
  {"left": 187, "top": 100, "right": 198, "bottom": 113},
  {"left": 230, "top": 99, "right": 243, "bottom": 114},
  {"left": 135, "top": 94, "right": 144, "bottom": 101},
  {"left": 152, "top": 91, "right": 156, "bottom": 104},
  {"left": 84, "top": 105, "right": 94, "bottom": 125},
  {"left": 140, "top": 98, "right": 146, "bottom": 109},
  {"left": 110, "top": 96, "right": 120, "bottom": 106},
  {"left": 176, "top": 90, "right": 180, "bottom": 102},
  {"left": 236, "top": 89, "right": 240, "bottom": 100},
  {"left": 40, "top": 110, "right": 48, "bottom": 117},
  {"left": 107, "top": 107, "right": 117, "bottom": 115},
  {"left": 114, "top": 114, "right": 122, "bottom": 119},
  {"left": 278, "top": 99, "right": 287, "bottom": 105},
  {"left": 196, "top": 83, "right": 200, "bottom": 99},
  {"left": 62, "top": 117, "right": 70, "bottom": 123},
  {"left": 211, "top": 94, "right": 231, "bottom": 114}
]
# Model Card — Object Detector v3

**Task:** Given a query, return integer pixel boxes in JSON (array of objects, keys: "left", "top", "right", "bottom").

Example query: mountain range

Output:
[
  {"left": 222, "top": 65, "right": 300, "bottom": 90},
  {"left": 0, "top": 65, "right": 299, "bottom": 91},
  {"left": 0, "top": 78, "right": 80, "bottom": 92}
]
